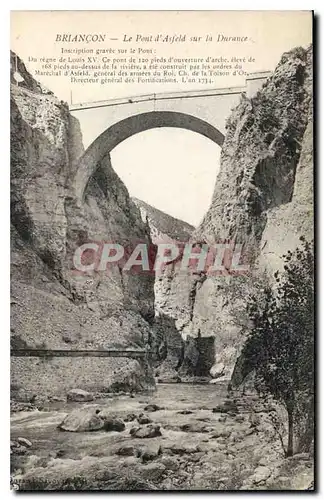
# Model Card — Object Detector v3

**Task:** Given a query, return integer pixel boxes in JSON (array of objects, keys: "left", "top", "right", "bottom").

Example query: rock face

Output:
[
  {"left": 132, "top": 198, "right": 194, "bottom": 244},
  {"left": 133, "top": 199, "right": 217, "bottom": 381},
  {"left": 179, "top": 334, "right": 215, "bottom": 378},
  {"left": 10, "top": 45, "right": 313, "bottom": 394},
  {"left": 152, "top": 46, "right": 313, "bottom": 378},
  {"left": 10, "top": 52, "right": 155, "bottom": 397}
]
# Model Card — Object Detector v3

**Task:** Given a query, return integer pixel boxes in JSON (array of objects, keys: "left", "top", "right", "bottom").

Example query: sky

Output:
[
  {"left": 11, "top": 11, "right": 312, "bottom": 226},
  {"left": 111, "top": 128, "right": 221, "bottom": 226}
]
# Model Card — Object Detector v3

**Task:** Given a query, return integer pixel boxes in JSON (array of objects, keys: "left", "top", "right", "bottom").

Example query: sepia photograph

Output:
[{"left": 10, "top": 10, "right": 314, "bottom": 491}]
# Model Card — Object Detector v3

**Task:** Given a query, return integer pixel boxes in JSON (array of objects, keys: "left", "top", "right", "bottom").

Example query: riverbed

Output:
[{"left": 10, "top": 383, "right": 313, "bottom": 491}]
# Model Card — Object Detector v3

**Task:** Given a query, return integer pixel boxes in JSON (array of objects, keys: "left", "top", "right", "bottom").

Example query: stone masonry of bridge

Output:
[{"left": 70, "top": 71, "right": 271, "bottom": 199}]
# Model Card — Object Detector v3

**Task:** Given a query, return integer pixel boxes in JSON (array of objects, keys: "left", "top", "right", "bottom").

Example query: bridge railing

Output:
[
  {"left": 69, "top": 86, "right": 247, "bottom": 111},
  {"left": 69, "top": 71, "right": 272, "bottom": 111}
]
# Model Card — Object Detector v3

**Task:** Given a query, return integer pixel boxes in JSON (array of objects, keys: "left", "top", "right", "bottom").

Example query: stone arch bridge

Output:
[{"left": 70, "top": 71, "right": 271, "bottom": 200}]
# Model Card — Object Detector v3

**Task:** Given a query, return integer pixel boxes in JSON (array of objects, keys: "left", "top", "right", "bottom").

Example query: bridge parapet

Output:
[
  {"left": 68, "top": 70, "right": 272, "bottom": 161},
  {"left": 69, "top": 85, "right": 246, "bottom": 111},
  {"left": 11, "top": 348, "right": 151, "bottom": 359},
  {"left": 69, "top": 71, "right": 272, "bottom": 111}
]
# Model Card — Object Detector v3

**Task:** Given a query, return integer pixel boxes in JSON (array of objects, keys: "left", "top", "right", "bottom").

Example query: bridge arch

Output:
[{"left": 73, "top": 111, "right": 225, "bottom": 200}]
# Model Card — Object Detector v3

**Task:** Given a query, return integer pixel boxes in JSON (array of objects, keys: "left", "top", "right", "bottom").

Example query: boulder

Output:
[
  {"left": 177, "top": 410, "right": 193, "bottom": 415},
  {"left": 180, "top": 423, "right": 209, "bottom": 433},
  {"left": 167, "top": 443, "right": 199, "bottom": 455},
  {"left": 211, "top": 429, "right": 231, "bottom": 439},
  {"left": 58, "top": 408, "right": 104, "bottom": 432},
  {"left": 187, "top": 451, "right": 205, "bottom": 462},
  {"left": 251, "top": 466, "right": 272, "bottom": 483},
  {"left": 137, "top": 462, "right": 166, "bottom": 481},
  {"left": 144, "top": 404, "right": 161, "bottom": 412},
  {"left": 124, "top": 413, "right": 137, "bottom": 422},
  {"left": 103, "top": 417, "right": 125, "bottom": 432},
  {"left": 98, "top": 408, "right": 126, "bottom": 430},
  {"left": 137, "top": 414, "right": 152, "bottom": 424},
  {"left": 17, "top": 437, "right": 32, "bottom": 448},
  {"left": 209, "top": 375, "right": 229, "bottom": 384},
  {"left": 212, "top": 405, "right": 228, "bottom": 414},
  {"left": 138, "top": 444, "right": 162, "bottom": 462},
  {"left": 212, "top": 401, "right": 238, "bottom": 414},
  {"left": 115, "top": 445, "right": 136, "bottom": 456},
  {"left": 10, "top": 440, "right": 29, "bottom": 455},
  {"left": 131, "top": 424, "right": 162, "bottom": 438},
  {"left": 160, "top": 456, "right": 179, "bottom": 471},
  {"left": 210, "top": 363, "right": 225, "bottom": 379},
  {"left": 67, "top": 389, "right": 94, "bottom": 403}
]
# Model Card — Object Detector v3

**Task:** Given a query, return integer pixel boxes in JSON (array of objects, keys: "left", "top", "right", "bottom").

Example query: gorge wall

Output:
[
  {"left": 133, "top": 198, "right": 217, "bottom": 382},
  {"left": 10, "top": 52, "right": 156, "bottom": 398},
  {"left": 154, "top": 46, "right": 313, "bottom": 380},
  {"left": 10, "top": 45, "right": 313, "bottom": 396}
]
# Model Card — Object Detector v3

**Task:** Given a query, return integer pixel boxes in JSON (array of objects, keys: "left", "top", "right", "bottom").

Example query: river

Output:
[{"left": 10, "top": 383, "right": 312, "bottom": 491}]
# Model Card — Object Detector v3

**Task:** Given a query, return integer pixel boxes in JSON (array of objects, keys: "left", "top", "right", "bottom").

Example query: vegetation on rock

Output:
[{"left": 236, "top": 238, "right": 314, "bottom": 457}]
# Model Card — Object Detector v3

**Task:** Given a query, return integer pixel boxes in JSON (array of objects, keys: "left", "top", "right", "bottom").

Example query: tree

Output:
[{"left": 240, "top": 238, "right": 314, "bottom": 457}]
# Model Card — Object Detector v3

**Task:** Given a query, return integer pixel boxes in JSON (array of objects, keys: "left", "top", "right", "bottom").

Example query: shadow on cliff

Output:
[{"left": 152, "top": 314, "right": 215, "bottom": 383}]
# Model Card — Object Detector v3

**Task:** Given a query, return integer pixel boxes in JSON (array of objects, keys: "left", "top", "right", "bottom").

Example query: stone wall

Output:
[{"left": 11, "top": 357, "right": 152, "bottom": 399}]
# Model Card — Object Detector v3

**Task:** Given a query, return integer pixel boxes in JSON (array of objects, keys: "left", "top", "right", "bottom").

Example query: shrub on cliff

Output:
[{"left": 239, "top": 237, "right": 314, "bottom": 456}]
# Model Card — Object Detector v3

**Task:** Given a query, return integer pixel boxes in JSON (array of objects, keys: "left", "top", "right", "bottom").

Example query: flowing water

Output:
[
  {"left": 11, "top": 383, "right": 313, "bottom": 491},
  {"left": 11, "top": 383, "right": 229, "bottom": 455}
]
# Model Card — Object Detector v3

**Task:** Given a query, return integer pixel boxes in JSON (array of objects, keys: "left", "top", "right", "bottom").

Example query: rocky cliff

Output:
[
  {"left": 10, "top": 52, "right": 155, "bottom": 398},
  {"left": 155, "top": 46, "right": 313, "bottom": 380},
  {"left": 10, "top": 45, "right": 313, "bottom": 395},
  {"left": 132, "top": 198, "right": 194, "bottom": 244},
  {"left": 131, "top": 198, "right": 195, "bottom": 381}
]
